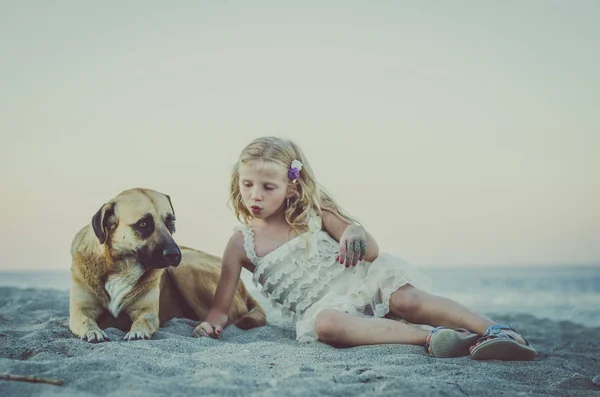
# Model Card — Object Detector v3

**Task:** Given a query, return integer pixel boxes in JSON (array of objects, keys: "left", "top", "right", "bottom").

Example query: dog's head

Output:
[{"left": 91, "top": 188, "right": 181, "bottom": 269}]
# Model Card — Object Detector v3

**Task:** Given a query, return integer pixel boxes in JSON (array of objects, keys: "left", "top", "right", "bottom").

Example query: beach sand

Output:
[{"left": 1, "top": 286, "right": 599, "bottom": 397}]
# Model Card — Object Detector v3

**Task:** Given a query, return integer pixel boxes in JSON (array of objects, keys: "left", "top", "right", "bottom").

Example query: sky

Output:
[{"left": 1, "top": 1, "right": 599, "bottom": 271}]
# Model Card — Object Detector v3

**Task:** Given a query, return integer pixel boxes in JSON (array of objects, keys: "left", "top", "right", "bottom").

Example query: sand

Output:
[{"left": 1, "top": 286, "right": 599, "bottom": 397}]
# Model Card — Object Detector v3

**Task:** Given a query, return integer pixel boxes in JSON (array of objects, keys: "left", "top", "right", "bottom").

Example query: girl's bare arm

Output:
[{"left": 203, "top": 232, "right": 247, "bottom": 328}]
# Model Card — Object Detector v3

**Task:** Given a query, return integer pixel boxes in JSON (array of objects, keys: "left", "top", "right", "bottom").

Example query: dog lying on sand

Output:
[{"left": 69, "top": 188, "right": 266, "bottom": 342}]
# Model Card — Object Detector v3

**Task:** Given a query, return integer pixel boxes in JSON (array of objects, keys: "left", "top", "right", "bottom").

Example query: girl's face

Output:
[{"left": 238, "top": 161, "right": 293, "bottom": 220}]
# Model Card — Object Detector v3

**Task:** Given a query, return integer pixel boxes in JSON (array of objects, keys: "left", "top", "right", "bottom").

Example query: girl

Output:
[{"left": 193, "top": 136, "right": 536, "bottom": 361}]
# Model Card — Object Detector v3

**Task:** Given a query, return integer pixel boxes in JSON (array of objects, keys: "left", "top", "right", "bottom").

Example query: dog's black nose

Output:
[{"left": 162, "top": 248, "right": 181, "bottom": 266}]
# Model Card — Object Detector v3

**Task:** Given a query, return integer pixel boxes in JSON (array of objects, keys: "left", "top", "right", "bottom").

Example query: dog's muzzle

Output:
[
  {"left": 162, "top": 247, "right": 181, "bottom": 267},
  {"left": 150, "top": 244, "right": 182, "bottom": 268}
]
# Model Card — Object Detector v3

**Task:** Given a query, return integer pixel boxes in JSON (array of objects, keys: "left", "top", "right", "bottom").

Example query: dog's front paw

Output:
[
  {"left": 81, "top": 329, "right": 109, "bottom": 343},
  {"left": 124, "top": 329, "right": 152, "bottom": 341}
]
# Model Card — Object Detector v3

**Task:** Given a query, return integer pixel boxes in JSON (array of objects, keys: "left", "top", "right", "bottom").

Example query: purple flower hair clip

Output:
[{"left": 288, "top": 160, "right": 303, "bottom": 183}]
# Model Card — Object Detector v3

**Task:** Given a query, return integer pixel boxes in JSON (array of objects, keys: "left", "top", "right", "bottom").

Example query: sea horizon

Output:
[{"left": 2, "top": 264, "right": 598, "bottom": 328}]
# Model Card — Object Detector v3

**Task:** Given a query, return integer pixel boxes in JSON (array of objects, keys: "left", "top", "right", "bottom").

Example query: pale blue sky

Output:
[{"left": 1, "top": 1, "right": 598, "bottom": 270}]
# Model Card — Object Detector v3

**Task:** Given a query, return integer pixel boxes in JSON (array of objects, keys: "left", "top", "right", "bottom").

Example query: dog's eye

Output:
[{"left": 138, "top": 222, "right": 148, "bottom": 228}]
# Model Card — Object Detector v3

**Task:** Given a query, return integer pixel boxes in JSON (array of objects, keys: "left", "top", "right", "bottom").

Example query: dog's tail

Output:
[{"left": 234, "top": 292, "right": 267, "bottom": 330}]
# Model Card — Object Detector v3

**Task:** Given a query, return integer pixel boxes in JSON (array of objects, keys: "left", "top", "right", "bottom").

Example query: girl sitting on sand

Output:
[{"left": 193, "top": 136, "right": 536, "bottom": 361}]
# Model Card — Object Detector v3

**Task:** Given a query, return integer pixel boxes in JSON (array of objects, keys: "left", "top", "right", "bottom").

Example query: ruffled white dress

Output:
[{"left": 235, "top": 210, "right": 429, "bottom": 343}]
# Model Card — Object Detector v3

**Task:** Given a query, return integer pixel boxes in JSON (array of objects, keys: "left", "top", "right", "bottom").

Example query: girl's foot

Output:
[
  {"left": 469, "top": 324, "right": 536, "bottom": 361},
  {"left": 425, "top": 327, "right": 479, "bottom": 358}
]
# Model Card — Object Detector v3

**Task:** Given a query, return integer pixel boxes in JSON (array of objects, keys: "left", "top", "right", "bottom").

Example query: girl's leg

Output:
[
  {"left": 387, "top": 284, "right": 494, "bottom": 334},
  {"left": 388, "top": 284, "right": 527, "bottom": 345},
  {"left": 315, "top": 309, "right": 428, "bottom": 347}
]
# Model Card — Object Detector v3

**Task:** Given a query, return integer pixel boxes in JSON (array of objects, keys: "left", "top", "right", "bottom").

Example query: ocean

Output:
[{"left": 1, "top": 265, "right": 598, "bottom": 328}]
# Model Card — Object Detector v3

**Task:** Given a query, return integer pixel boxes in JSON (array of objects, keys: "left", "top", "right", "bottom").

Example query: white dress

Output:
[{"left": 235, "top": 209, "right": 429, "bottom": 343}]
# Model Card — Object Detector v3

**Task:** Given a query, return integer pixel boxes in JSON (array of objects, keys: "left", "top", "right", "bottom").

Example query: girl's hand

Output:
[
  {"left": 336, "top": 224, "right": 367, "bottom": 267},
  {"left": 192, "top": 321, "right": 223, "bottom": 339}
]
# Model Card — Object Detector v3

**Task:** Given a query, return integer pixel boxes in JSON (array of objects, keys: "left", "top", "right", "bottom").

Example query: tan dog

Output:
[{"left": 69, "top": 188, "right": 266, "bottom": 342}]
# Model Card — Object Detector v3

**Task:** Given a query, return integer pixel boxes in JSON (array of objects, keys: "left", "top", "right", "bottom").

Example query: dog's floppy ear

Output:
[
  {"left": 166, "top": 194, "right": 175, "bottom": 217},
  {"left": 92, "top": 202, "right": 115, "bottom": 244}
]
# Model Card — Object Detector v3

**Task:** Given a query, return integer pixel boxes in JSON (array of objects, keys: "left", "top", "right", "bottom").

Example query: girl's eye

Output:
[
  {"left": 265, "top": 186, "right": 275, "bottom": 191},
  {"left": 242, "top": 182, "right": 252, "bottom": 187}
]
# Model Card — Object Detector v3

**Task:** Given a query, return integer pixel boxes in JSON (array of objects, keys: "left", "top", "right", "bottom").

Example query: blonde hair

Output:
[{"left": 230, "top": 136, "right": 359, "bottom": 230}]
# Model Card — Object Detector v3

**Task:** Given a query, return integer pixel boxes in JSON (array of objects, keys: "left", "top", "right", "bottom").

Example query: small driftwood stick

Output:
[{"left": 0, "top": 373, "right": 64, "bottom": 386}]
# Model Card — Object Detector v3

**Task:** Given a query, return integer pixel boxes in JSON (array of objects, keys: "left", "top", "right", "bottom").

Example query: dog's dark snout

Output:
[{"left": 163, "top": 247, "right": 181, "bottom": 266}]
